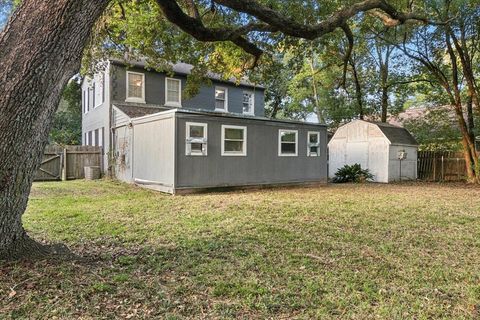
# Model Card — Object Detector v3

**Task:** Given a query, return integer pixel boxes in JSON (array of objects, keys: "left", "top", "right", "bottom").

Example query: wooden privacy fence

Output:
[
  {"left": 417, "top": 151, "right": 469, "bottom": 181},
  {"left": 34, "top": 145, "right": 103, "bottom": 181}
]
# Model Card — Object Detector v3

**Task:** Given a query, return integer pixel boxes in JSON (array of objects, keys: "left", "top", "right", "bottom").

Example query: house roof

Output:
[
  {"left": 109, "top": 58, "right": 265, "bottom": 89},
  {"left": 114, "top": 103, "right": 171, "bottom": 118},
  {"left": 365, "top": 120, "right": 418, "bottom": 146},
  {"left": 112, "top": 102, "right": 326, "bottom": 127}
]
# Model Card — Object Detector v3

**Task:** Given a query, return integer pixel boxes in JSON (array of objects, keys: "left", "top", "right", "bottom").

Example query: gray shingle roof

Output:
[
  {"left": 369, "top": 121, "right": 418, "bottom": 146},
  {"left": 114, "top": 103, "right": 170, "bottom": 118},
  {"left": 109, "top": 58, "right": 264, "bottom": 89}
]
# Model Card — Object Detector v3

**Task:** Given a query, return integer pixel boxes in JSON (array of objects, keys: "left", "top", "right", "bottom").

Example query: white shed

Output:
[{"left": 328, "top": 120, "right": 418, "bottom": 183}]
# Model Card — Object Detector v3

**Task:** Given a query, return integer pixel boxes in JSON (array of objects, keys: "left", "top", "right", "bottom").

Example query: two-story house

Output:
[{"left": 82, "top": 59, "right": 327, "bottom": 194}]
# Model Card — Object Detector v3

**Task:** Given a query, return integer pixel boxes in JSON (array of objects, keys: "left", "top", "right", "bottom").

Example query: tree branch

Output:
[{"left": 213, "top": 0, "right": 429, "bottom": 40}]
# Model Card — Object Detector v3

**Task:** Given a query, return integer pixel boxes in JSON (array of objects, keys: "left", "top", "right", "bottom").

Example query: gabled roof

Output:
[
  {"left": 109, "top": 58, "right": 264, "bottom": 89},
  {"left": 370, "top": 121, "right": 418, "bottom": 146}
]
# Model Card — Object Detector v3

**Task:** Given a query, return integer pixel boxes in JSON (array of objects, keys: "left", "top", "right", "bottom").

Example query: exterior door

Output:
[{"left": 346, "top": 142, "right": 368, "bottom": 168}]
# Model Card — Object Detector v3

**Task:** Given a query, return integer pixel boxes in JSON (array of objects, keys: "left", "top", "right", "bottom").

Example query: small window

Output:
[
  {"left": 83, "top": 90, "right": 87, "bottom": 114},
  {"left": 88, "top": 86, "right": 93, "bottom": 110},
  {"left": 165, "top": 77, "right": 181, "bottom": 106},
  {"left": 242, "top": 91, "right": 254, "bottom": 114},
  {"left": 126, "top": 71, "right": 145, "bottom": 103},
  {"left": 88, "top": 131, "right": 93, "bottom": 146},
  {"left": 278, "top": 129, "right": 298, "bottom": 156},
  {"left": 186, "top": 122, "right": 207, "bottom": 156},
  {"left": 307, "top": 131, "right": 320, "bottom": 156},
  {"left": 222, "top": 125, "right": 247, "bottom": 156},
  {"left": 215, "top": 87, "right": 228, "bottom": 111},
  {"left": 95, "top": 72, "right": 104, "bottom": 107},
  {"left": 94, "top": 129, "right": 99, "bottom": 146}
]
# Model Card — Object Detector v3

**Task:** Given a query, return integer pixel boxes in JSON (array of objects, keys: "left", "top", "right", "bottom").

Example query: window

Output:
[
  {"left": 88, "top": 86, "right": 93, "bottom": 111},
  {"left": 221, "top": 125, "right": 247, "bottom": 156},
  {"left": 215, "top": 87, "right": 228, "bottom": 111},
  {"left": 94, "top": 72, "right": 104, "bottom": 107},
  {"left": 278, "top": 129, "right": 298, "bottom": 156},
  {"left": 307, "top": 131, "right": 320, "bottom": 156},
  {"left": 186, "top": 122, "right": 208, "bottom": 156},
  {"left": 88, "top": 131, "right": 93, "bottom": 146},
  {"left": 82, "top": 90, "right": 86, "bottom": 114},
  {"left": 126, "top": 71, "right": 145, "bottom": 103},
  {"left": 94, "top": 129, "right": 99, "bottom": 146},
  {"left": 242, "top": 91, "right": 254, "bottom": 114},
  {"left": 165, "top": 77, "right": 181, "bottom": 106}
]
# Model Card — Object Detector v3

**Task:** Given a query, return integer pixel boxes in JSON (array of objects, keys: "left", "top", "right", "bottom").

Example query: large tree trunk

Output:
[
  {"left": 349, "top": 58, "right": 364, "bottom": 120},
  {"left": 0, "top": 0, "right": 109, "bottom": 260},
  {"left": 379, "top": 63, "right": 389, "bottom": 122}
]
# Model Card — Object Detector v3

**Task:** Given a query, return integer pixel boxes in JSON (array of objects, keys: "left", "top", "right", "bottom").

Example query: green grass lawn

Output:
[{"left": 1, "top": 181, "right": 480, "bottom": 319}]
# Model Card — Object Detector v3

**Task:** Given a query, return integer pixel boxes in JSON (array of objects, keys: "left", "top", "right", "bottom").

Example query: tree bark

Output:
[
  {"left": 0, "top": 0, "right": 109, "bottom": 260},
  {"left": 349, "top": 57, "right": 364, "bottom": 120}
]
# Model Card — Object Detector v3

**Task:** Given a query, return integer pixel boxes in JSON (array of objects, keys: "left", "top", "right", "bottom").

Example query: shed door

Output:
[{"left": 346, "top": 142, "right": 368, "bottom": 168}]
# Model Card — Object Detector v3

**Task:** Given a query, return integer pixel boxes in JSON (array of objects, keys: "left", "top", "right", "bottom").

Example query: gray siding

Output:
[
  {"left": 111, "top": 64, "right": 265, "bottom": 116},
  {"left": 174, "top": 114, "right": 327, "bottom": 189}
]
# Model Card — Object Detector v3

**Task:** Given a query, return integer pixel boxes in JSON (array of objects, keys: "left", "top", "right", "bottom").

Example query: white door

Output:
[{"left": 346, "top": 142, "right": 368, "bottom": 168}]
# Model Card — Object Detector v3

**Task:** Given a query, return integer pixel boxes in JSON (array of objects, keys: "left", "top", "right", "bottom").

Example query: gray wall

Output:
[
  {"left": 111, "top": 64, "right": 265, "bottom": 116},
  {"left": 174, "top": 113, "right": 328, "bottom": 189}
]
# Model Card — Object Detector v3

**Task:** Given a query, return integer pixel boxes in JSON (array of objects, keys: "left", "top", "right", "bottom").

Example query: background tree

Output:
[{"left": 49, "top": 80, "right": 82, "bottom": 145}]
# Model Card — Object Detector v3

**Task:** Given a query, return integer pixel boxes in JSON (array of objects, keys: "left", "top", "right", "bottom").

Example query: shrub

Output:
[{"left": 332, "top": 163, "right": 374, "bottom": 183}]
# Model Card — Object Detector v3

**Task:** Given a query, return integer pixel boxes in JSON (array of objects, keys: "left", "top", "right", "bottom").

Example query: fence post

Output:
[
  {"left": 441, "top": 155, "right": 444, "bottom": 181},
  {"left": 61, "top": 147, "right": 67, "bottom": 181},
  {"left": 433, "top": 154, "right": 436, "bottom": 181}
]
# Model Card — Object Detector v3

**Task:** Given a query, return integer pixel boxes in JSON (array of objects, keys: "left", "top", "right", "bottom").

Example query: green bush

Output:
[{"left": 332, "top": 163, "right": 374, "bottom": 183}]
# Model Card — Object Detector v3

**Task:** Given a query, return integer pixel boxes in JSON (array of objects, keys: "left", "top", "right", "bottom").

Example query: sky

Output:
[{"left": 0, "top": 1, "right": 13, "bottom": 29}]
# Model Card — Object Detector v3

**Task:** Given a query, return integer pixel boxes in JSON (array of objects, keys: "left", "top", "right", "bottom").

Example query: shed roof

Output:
[
  {"left": 112, "top": 102, "right": 326, "bottom": 127},
  {"left": 114, "top": 103, "right": 170, "bottom": 118},
  {"left": 365, "top": 120, "right": 418, "bottom": 146}
]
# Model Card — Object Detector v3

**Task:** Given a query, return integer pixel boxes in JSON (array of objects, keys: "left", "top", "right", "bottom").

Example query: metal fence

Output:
[{"left": 34, "top": 145, "right": 103, "bottom": 181}]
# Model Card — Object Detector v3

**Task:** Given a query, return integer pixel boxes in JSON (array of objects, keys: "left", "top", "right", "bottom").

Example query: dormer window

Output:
[
  {"left": 165, "top": 77, "right": 181, "bottom": 107},
  {"left": 215, "top": 87, "right": 228, "bottom": 111},
  {"left": 126, "top": 71, "right": 145, "bottom": 103},
  {"left": 242, "top": 91, "right": 254, "bottom": 115}
]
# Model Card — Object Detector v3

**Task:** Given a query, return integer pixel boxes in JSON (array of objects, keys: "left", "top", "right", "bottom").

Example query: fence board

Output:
[
  {"left": 417, "top": 151, "right": 467, "bottom": 181},
  {"left": 34, "top": 145, "right": 103, "bottom": 181}
]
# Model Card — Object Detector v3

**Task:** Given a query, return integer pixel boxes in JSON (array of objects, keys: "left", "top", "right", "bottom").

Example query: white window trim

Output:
[
  {"left": 307, "top": 131, "right": 320, "bottom": 157},
  {"left": 242, "top": 91, "right": 255, "bottom": 115},
  {"left": 221, "top": 125, "right": 247, "bottom": 156},
  {"left": 186, "top": 122, "right": 208, "bottom": 156},
  {"left": 278, "top": 129, "right": 298, "bottom": 157},
  {"left": 125, "top": 71, "right": 146, "bottom": 103},
  {"left": 215, "top": 86, "right": 228, "bottom": 112},
  {"left": 165, "top": 77, "right": 182, "bottom": 107}
]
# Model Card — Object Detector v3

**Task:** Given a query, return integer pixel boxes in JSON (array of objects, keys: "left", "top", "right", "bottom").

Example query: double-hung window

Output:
[
  {"left": 307, "top": 132, "right": 320, "bottom": 156},
  {"left": 215, "top": 87, "right": 228, "bottom": 111},
  {"left": 126, "top": 71, "right": 145, "bottom": 103},
  {"left": 221, "top": 125, "right": 247, "bottom": 156},
  {"left": 186, "top": 122, "right": 208, "bottom": 156},
  {"left": 165, "top": 77, "right": 181, "bottom": 107},
  {"left": 278, "top": 129, "right": 298, "bottom": 156},
  {"left": 242, "top": 91, "right": 254, "bottom": 115},
  {"left": 94, "top": 72, "right": 104, "bottom": 107}
]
